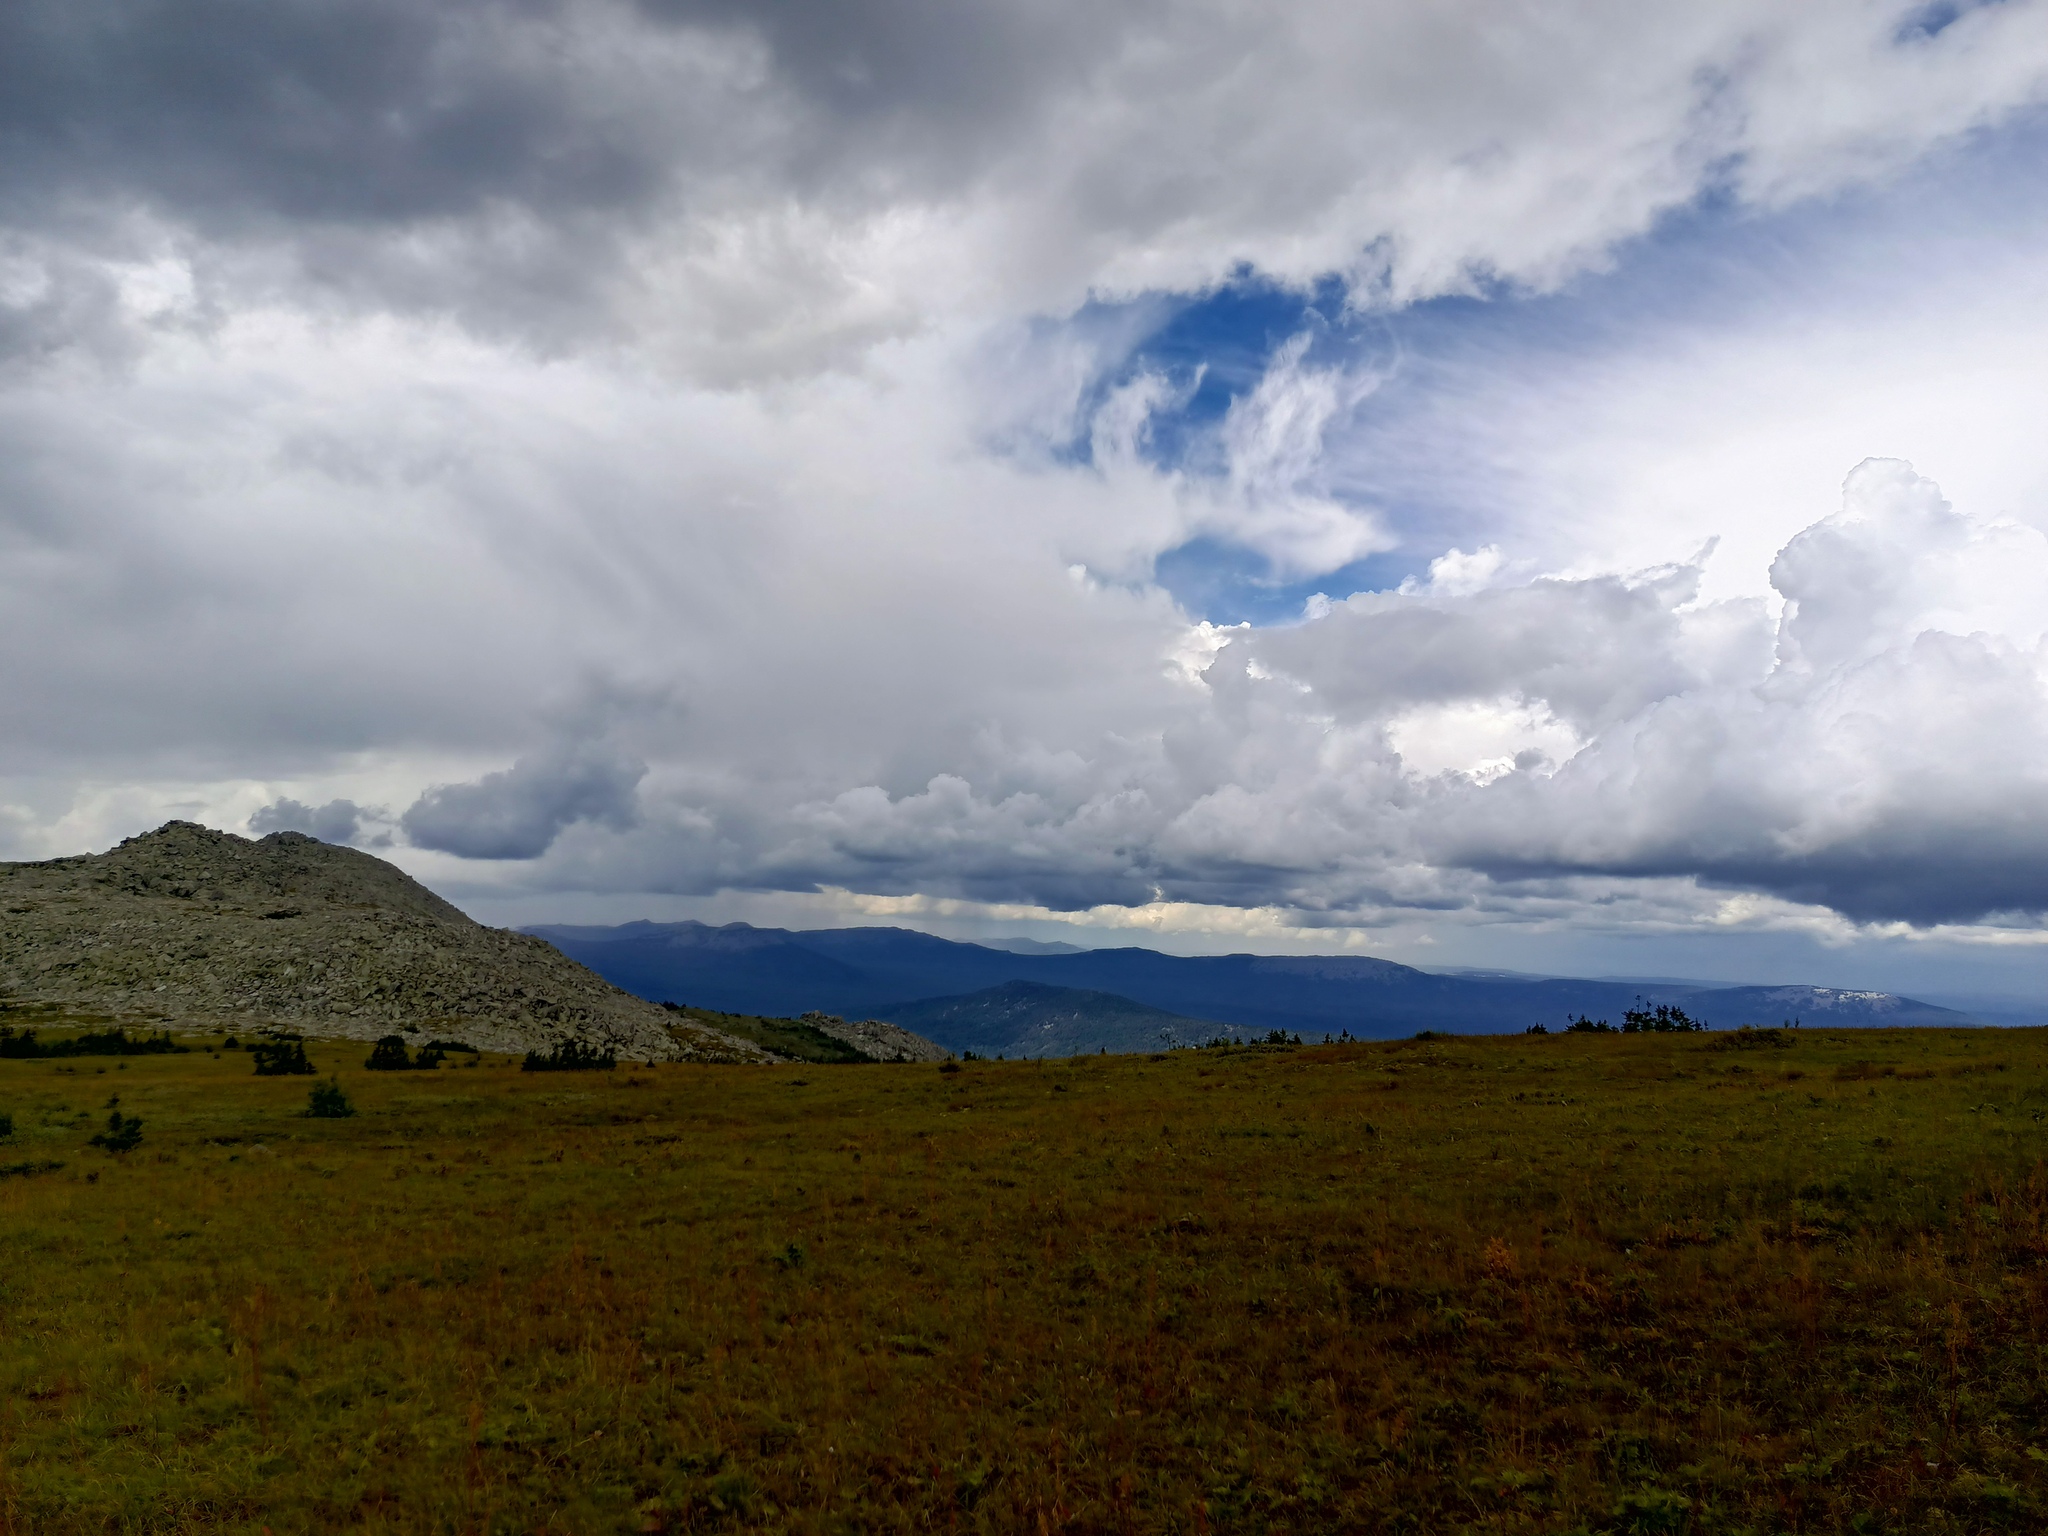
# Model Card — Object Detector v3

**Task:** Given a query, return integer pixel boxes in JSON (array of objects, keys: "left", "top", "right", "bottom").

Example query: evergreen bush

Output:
[
  {"left": 251, "top": 1038, "right": 315, "bottom": 1075},
  {"left": 1621, "top": 1001, "right": 1706, "bottom": 1033},
  {"left": 520, "top": 1039, "right": 615, "bottom": 1072},
  {"left": 367, "top": 1035, "right": 447, "bottom": 1070}
]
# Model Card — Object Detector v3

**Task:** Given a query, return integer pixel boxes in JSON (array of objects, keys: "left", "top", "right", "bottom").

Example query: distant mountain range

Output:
[
  {"left": 883, "top": 981, "right": 1235, "bottom": 1056},
  {"left": 524, "top": 919, "right": 1977, "bottom": 1056}
]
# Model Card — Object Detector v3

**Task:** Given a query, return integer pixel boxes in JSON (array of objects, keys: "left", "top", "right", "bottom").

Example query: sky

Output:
[{"left": 7, "top": 1, "right": 2048, "bottom": 1005}]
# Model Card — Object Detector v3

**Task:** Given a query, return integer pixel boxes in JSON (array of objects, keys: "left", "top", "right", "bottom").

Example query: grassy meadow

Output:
[{"left": 3, "top": 1025, "right": 2048, "bottom": 1533}]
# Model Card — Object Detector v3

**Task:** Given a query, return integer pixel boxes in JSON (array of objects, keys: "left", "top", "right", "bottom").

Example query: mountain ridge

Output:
[{"left": 527, "top": 917, "right": 1978, "bottom": 1051}]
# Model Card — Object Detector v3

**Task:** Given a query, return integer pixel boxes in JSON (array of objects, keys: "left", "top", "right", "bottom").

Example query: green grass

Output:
[{"left": 3, "top": 1027, "right": 2048, "bottom": 1532}]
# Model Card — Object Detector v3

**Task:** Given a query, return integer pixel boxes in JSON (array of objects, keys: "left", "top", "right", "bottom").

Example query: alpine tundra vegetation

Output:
[{"left": 3, "top": 1021, "right": 2046, "bottom": 1532}]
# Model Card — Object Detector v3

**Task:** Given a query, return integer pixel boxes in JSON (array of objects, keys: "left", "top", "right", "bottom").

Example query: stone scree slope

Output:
[
  {"left": 798, "top": 1011, "right": 953, "bottom": 1064},
  {"left": 0, "top": 822, "right": 768, "bottom": 1061}
]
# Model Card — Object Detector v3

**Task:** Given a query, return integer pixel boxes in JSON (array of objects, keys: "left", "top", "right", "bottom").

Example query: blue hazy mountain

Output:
[{"left": 523, "top": 920, "right": 1975, "bottom": 1054}]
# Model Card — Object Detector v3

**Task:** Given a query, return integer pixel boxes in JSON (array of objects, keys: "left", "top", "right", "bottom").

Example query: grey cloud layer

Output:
[
  {"left": 248, "top": 797, "right": 375, "bottom": 845},
  {"left": 5, "top": 2, "right": 2044, "bottom": 377},
  {"left": 403, "top": 744, "right": 647, "bottom": 860}
]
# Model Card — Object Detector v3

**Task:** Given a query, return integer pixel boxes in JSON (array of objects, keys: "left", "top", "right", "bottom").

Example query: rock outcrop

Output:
[{"left": 0, "top": 822, "right": 769, "bottom": 1061}]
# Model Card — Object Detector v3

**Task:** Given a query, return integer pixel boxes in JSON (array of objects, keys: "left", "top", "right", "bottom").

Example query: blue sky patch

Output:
[{"left": 1153, "top": 538, "right": 1426, "bottom": 627}]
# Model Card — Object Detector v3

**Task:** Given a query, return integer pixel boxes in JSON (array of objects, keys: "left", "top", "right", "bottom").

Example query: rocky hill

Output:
[
  {"left": 0, "top": 822, "right": 768, "bottom": 1061},
  {"left": 797, "top": 1011, "right": 953, "bottom": 1063}
]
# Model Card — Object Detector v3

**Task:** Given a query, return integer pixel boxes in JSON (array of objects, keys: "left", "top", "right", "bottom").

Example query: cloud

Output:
[
  {"left": 435, "top": 461, "right": 2048, "bottom": 933},
  {"left": 4, "top": 2, "right": 2045, "bottom": 378},
  {"left": 247, "top": 796, "right": 375, "bottom": 845},
  {"left": 1433, "top": 462, "right": 2048, "bottom": 924},
  {"left": 1251, "top": 553, "right": 1748, "bottom": 738},
  {"left": 401, "top": 743, "right": 648, "bottom": 860},
  {"left": 1197, "top": 331, "right": 1390, "bottom": 579},
  {"left": 16, "top": 300, "right": 2048, "bottom": 930}
]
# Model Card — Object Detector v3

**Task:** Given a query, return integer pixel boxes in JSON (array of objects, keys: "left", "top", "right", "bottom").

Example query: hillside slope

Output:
[{"left": 1, "top": 823, "right": 767, "bottom": 1061}]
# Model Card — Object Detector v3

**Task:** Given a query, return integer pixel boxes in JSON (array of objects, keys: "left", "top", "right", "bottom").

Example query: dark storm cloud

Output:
[
  {"left": 1480, "top": 833, "right": 2048, "bottom": 929},
  {"left": 633, "top": 0, "right": 1124, "bottom": 179},
  {"left": 6, "top": 0, "right": 2036, "bottom": 372},
  {"left": 0, "top": 1, "right": 786, "bottom": 359},
  {"left": 402, "top": 743, "right": 647, "bottom": 860},
  {"left": 248, "top": 796, "right": 373, "bottom": 845},
  {"left": 0, "top": 0, "right": 1123, "bottom": 231},
  {"left": 0, "top": 1, "right": 667, "bottom": 229},
  {"left": 0, "top": 0, "right": 1120, "bottom": 358}
]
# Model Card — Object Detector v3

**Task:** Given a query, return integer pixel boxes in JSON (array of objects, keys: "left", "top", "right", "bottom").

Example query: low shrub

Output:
[
  {"left": 306, "top": 1079, "right": 355, "bottom": 1118},
  {"left": 0, "top": 1110, "right": 12, "bottom": 1139},
  {"left": 1714, "top": 1026, "right": 1792, "bottom": 1049},
  {"left": 88, "top": 1110, "right": 142, "bottom": 1153}
]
